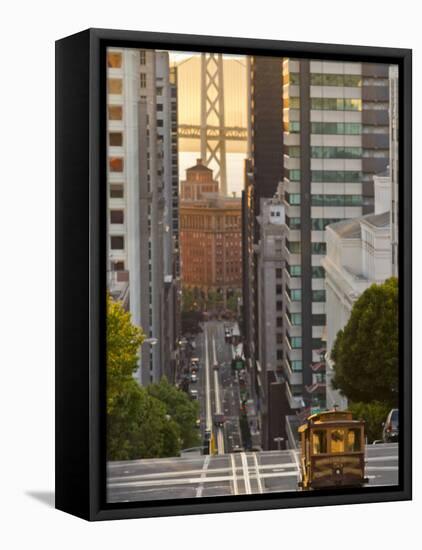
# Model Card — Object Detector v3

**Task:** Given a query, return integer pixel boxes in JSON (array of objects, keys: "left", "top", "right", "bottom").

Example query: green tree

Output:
[
  {"left": 147, "top": 377, "right": 200, "bottom": 449},
  {"left": 348, "top": 401, "right": 391, "bottom": 443},
  {"left": 107, "top": 295, "right": 181, "bottom": 460},
  {"left": 331, "top": 277, "right": 398, "bottom": 407}
]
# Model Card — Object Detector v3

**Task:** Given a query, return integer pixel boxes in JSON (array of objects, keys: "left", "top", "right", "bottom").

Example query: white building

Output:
[{"left": 322, "top": 210, "right": 392, "bottom": 409}]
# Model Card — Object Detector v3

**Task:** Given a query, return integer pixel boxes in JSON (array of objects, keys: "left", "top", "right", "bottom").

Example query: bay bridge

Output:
[{"left": 175, "top": 54, "right": 249, "bottom": 196}]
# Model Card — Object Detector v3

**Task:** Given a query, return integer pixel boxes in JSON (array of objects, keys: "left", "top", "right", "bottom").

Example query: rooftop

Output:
[{"left": 186, "top": 158, "right": 212, "bottom": 172}]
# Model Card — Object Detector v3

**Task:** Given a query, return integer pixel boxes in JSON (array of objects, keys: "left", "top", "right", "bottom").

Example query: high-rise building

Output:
[
  {"left": 280, "top": 59, "right": 391, "bottom": 420},
  {"left": 255, "top": 186, "right": 288, "bottom": 448},
  {"left": 242, "top": 56, "right": 284, "bottom": 427},
  {"left": 107, "top": 48, "right": 178, "bottom": 385}
]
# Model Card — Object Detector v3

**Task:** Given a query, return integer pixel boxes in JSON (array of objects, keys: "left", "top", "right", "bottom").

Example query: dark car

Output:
[{"left": 382, "top": 408, "right": 399, "bottom": 442}]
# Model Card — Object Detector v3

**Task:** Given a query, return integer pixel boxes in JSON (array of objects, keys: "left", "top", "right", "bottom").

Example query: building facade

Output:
[
  {"left": 280, "top": 59, "right": 391, "bottom": 419},
  {"left": 179, "top": 159, "right": 242, "bottom": 300},
  {"left": 107, "top": 48, "right": 179, "bottom": 385}
]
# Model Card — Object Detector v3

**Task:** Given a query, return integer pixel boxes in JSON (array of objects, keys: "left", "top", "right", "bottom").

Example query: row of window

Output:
[
  {"left": 288, "top": 336, "right": 325, "bottom": 350},
  {"left": 288, "top": 146, "right": 363, "bottom": 159},
  {"left": 286, "top": 288, "right": 326, "bottom": 302},
  {"left": 286, "top": 240, "right": 327, "bottom": 255},
  {"left": 286, "top": 121, "right": 363, "bottom": 135},
  {"left": 286, "top": 264, "right": 325, "bottom": 278},
  {"left": 287, "top": 73, "right": 362, "bottom": 87},
  {"left": 285, "top": 216, "right": 340, "bottom": 231},
  {"left": 287, "top": 312, "right": 327, "bottom": 326},
  {"left": 286, "top": 193, "right": 363, "bottom": 207},
  {"left": 288, "top": 170, "right": 362, "bottom": 183},
  {"left": 287, "top": 97, "right": 362, "bottom": 112}
]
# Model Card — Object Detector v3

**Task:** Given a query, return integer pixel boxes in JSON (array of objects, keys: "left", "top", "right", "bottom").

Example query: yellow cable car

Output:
[{"left": 298, "top": 410, "right": 368, "bottom": 490}]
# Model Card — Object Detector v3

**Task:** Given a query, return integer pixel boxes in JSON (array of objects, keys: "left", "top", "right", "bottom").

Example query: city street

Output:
[
  {"left": 107, "top": 443, "right": 399, "bottom": 502},
  {"left": 194, "top": 320, "right": 243, "bottom": 455}
]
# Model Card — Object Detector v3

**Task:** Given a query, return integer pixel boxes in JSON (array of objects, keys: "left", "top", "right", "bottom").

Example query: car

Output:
[
  {"left": 382, "top": 408, "right": 399, "bottom": 442},
  {"left": 190, "top": 372, "right": 198, "bottom": 383},
  {"left": 189, "top": 389, "right": 198, "bottom": 400}
]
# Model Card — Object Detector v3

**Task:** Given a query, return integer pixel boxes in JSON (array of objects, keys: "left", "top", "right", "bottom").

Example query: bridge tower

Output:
[{"left": 200, "top": 53, "right": 227, "bottom": 196}]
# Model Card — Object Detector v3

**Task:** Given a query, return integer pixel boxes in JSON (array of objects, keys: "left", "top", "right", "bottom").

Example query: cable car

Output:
[{"left": 298, "top": 410, "right": 368, "bottom": 490}]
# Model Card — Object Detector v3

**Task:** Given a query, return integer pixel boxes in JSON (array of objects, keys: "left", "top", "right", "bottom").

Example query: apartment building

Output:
[
  {"left": 107, "top": 48, "right": 178, "bottom": 385},
  {"left": 281, "top": 59, "right": 391, "bottom": 419}
]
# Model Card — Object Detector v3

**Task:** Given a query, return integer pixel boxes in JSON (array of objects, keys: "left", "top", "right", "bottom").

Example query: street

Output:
[
  {"left": 108, "top": 319, "right": 399, "bottom": 502},
  {"left": 107, "top": 443, "right": 399, "bottom": 502}
]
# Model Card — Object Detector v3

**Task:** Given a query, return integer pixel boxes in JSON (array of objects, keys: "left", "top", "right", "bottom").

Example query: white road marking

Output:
[
  {"left": 366, "top": 456, "right": 398, "bottom": 462},
  {"left": 252, "top": 453, "right": 263, "bottom": 493},
  {"left": 196, "top": 455, "right": 211, "bottom": 497},
  {"left": 230, "top": 454, "right": 239, "bottom": 495},
  {"left": 241, "top": 452, "right": 252, "bottom": 494}
]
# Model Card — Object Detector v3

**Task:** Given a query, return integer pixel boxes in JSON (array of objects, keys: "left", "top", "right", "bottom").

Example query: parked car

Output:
[
  {"left": 382, "top": 408, "right": 399, "bottom": 442},
  {"left": 190, "top": 372, "right": 198, "bottom": 383}
]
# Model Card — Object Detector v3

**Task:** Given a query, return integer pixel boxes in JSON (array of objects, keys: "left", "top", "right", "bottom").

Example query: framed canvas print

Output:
[{"left": 55, "top": 28, "right": 412, "bottom": 521}]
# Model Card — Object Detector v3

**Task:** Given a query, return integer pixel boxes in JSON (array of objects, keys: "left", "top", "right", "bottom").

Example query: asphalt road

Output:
[{"left": 107, "top": 443, "right": 399, "bottom": 502}]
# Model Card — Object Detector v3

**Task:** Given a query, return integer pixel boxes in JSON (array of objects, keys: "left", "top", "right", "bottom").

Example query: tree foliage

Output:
[
  {"left": 147, "top": 377, "right": 200, "bottom": 449},
  {"left": 331, "top": 278, "right": 398, "bottom": 408},
  {"left": 348, "top": 401, "right": 391, "bottom": 443},
  {"left": 107, "top": 295, "right": 197, "bottom": 460}
]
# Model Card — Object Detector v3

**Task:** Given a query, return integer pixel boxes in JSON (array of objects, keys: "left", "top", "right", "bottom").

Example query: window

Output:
[
  {"left": 290, "top": 313, "right": 302, "bottom": 326},
  {"left": 312, "top": 430, "right": 327, "bottom": 454},
  {"left": 288, "top": 264, "right": 301, "bottom": 277},
  {"left": 108, "top": 79, "right": 123, "bottom": 94},
  {"left": 156, "top": 103, "right": 163, "bottom": 112},
  {"left": 110, "top": 183, "right": 124, "bottom": 199},
  {"left": 311, "top": 194, "right": 363, "bottom": 207},
  {"left": 311, "top": 98, "right": 362, "bottom": 111},
  {"left": 289, "top": 169, "right": 301, "bottom": 181},
  {"left": 311, "top": 242, "right": 327, "bottom": 255},
  {"left": 108, "top": 105, "right": 123, "bottom": 120},
  {"left": 276, "top": 317, "right": 283, "bottom": 327},
  {"left": 286, "top": 193, "right": 301, "bottom": 205},
  {"left": 312, "top": 171, "right": 362, "bottom": 183},
  {"left": 276, "top": 268, "right": 283, "bottom": 279},
  {"left": 330, "top": 429, "right": 346, "bottom": 453},
  {"left": 310, "top": 73, "right": 361, "bottom": 87},
  {"left": 109, "top": 132, "right": 123, "bottom": 146},
  {"left": 312, "top": 290, "right": 326, "bottom": 302},
  {"left": 276, "top": 301, "right": 283, "bottom": 311},
  {"left": 287, "top": 240, "right": 301, "bottom": 254},
  {"left": 286, "top": 216, "right": 301, "bottom": 229},
  {"left": 110, "top": 236, "right": 124, "bottom": 250},
  {"left": 346, "top": 429, "right": 361, "bottom": 452},
  {"left": 285, "top": 121, "right": 300, "bottom": 133},
  {"left": 311, "top": 146, "right": 362, "bottom": 159},
  {"left": 288, "top": 146, "right": 300, "bottom": 158},
  {"left": 289, "top": 336, "right": 302, "bottom": 349},
  {"left": 112, "top": 261, "right": 125, "bottom": 271},
  {"left": 157, "top": 119, "right": 163, "bottom": 127},
  {"left": 291, "top": 360, "right": 302, "bottom": 372},
  {"left": 108, "top": 52, "right": 122, "bottom": 68},
  {"left": 140, "top": 73, "right": 147, "bottom": 88},
  {"left": 289, "top": 73, "right": 300, "bottom": 85},
  {"left": 312, "top": 218, "right": 341, "bottom": 231},
  {"left": 277, "top": 350, "right": 283, "bottom": 360},
  {"left": 156, "top": 86, "right": 163, "bottom": 95},
  {"left": 289, "top": 289, "right": 302, "bottom": 301},
  {"left": 110, "top": 210, "right": 124, "bottom": 224},
  {"left": 276, "top": 284, "right": 282, "bottom": 295},
  {"left": 109, "top": 157, "right": 124, "bottom": 172},
  {"left": 311, "top": 122, "right": 362, "bottom": 135},
  {"left": 311, "top": 266, "right": 325, "bottom": 278},
  {"left": 276, "top": 333, "right": 283, "bottom": 344},
  {"left": 312, "top": 314, "right": 326, "bottom": 326},
  {"left": 140, "top": 50, "right": 146, "bottom": 65}
]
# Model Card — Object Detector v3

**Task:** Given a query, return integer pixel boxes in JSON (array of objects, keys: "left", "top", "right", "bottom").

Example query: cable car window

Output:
[
  {"left": 346, "top": 428, "right": 361, "bottom": 452},
  {"left": 330, "top": 429, "right": 346, "bottom": 453},
  {"left": 311, "top": 430, "right": 327, "bottom": 454}
]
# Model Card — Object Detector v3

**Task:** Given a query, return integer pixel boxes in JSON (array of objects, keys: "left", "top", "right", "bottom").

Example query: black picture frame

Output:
[{"left": 55, "top": 28, "right": 412, "bottom": 521}]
